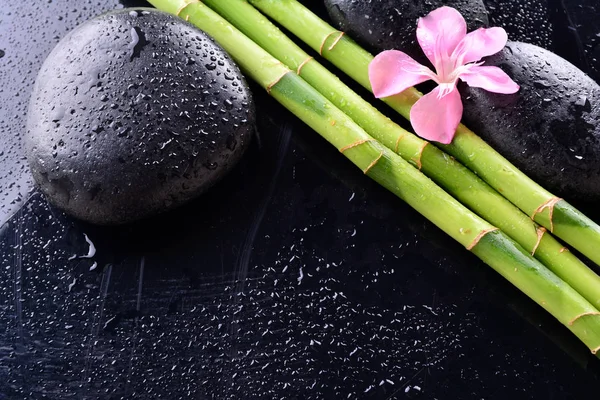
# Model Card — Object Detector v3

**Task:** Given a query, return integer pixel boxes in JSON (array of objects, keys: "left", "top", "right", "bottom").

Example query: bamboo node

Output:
[
  {"left": 394, "top": 134, "right": 405, "bottom": 153},
  {"left": 466, "top": 228, "right": 499, "bottom": 251},
  {"left": 568, "top": 312, "right": 600, "bottom": 326},
  {"left": 531, "top": 227, "right": 546, "bottom": 256},
  {"left": 363, "top": 152, "right": 384, "bottom": 175},
  {"left": 176, "top": 0, "right": 201, "bottom": 17},
  {"left": 412, "top": 142, "right": 429, "bottom": 170},
  {"left": 296, "top": 56, "right": 314, "bottom": 75},
  {"left": 531, "top": 197, "right": 562, "bottom": 232},
  {"left": 319, "top": 30, "right": 345, "bottom": 55},
  {"left": 328, "top": 31, "right": 345, "bottom": 51},
  {"left": 339, "top": 139, "right": 375, "bottom": 153},
  {"left": 266, "top": 70, "right": 291, "bottom": 94}
]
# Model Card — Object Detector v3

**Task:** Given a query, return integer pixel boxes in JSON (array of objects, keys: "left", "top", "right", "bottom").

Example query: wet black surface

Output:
[{"left": 1, "top": 0, "right": 600, "bottom": 399}]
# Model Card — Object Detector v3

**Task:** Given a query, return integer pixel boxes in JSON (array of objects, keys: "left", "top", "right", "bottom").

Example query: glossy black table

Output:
[{"left": 1, "top": 0, "right": 599, "bottom": 398}]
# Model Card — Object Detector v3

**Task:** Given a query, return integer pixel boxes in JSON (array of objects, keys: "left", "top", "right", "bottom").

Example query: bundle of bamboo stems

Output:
[{"left": 147, "top": 0, "right": 600, "bottom": 355}]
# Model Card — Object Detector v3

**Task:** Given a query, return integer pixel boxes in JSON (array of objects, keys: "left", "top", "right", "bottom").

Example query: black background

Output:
[{"left": 1, "top": 0, "right": 600, "bottom": 399}]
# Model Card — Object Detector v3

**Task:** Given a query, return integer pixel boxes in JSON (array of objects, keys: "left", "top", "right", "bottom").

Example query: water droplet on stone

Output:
[{"left": 575, "top": 95, "right": 590, "bottom": 109}]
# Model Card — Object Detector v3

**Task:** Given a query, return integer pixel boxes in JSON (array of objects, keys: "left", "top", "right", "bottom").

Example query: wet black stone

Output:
[
  {"left": 324, "top": 0, "right": 489, "bottom": 65},
  {"left": 25, "top": 8, "right": 255, "bottom": 224},
  {"left": 460, "top": 41, "right": 600, "bottom": 201}
]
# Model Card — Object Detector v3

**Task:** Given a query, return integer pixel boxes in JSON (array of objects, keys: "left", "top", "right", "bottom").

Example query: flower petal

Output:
[
  {"left": 417, "top": 6, "right": 467, "bottom": 70},
  {"left": 410, "top": 86, "right": 463, "bottom": 144},
  {"left": 368, "top": 50, "right": 434, "bottom": 98},
  {"left": 456, "top": 27, "right": 508, "bottom": 64},
  {"left": 460, "top": 65, "right": 520, "bottom": 94}
]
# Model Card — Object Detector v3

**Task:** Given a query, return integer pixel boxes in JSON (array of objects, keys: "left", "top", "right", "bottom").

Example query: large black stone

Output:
[{"left": 25, "top": 8, "right": 255, "bottom": 224}]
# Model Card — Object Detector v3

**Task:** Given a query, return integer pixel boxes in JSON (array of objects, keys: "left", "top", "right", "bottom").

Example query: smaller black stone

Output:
[
  {"left": 324, "top": 0, "right": 489, "bottom": 65},
  {"left": 461, "top": 41, "right": 600, "bottom": 201}
]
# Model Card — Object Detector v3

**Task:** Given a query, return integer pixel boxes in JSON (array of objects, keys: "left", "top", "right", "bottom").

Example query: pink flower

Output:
[{"left": 368, "top": 6, "right": 519, "bottom": 144}]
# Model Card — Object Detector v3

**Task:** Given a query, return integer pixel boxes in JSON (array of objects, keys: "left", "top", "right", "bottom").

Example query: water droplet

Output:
[
  {"left": 226, "top": 134, "right": 237, "bottom": 150},
  {"left": 51, "top": 106, "right": 66, "bottom": 122},
  {"left": 128, "top": 26, "right": 140, "bottom": 60},
  {"left": 575, "top": 95, "right": 590, "bottom": 109}
]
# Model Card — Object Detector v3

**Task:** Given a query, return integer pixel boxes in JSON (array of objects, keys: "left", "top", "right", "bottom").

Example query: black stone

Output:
[
  {"left": 324, "top": 0, "right": 489, "bottom": 65},
  {"left": 460, "top": 41, "right": 600, "bottom": 201},
  {"left": 25, "top": 8, "right": 255, "bottom": 225}
]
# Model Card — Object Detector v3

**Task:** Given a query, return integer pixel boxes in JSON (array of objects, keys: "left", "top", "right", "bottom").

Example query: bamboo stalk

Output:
[
  {"left": 146, "top": 0, "right": 600, "bottom": 355},
  {"left": 245, "top": 0, "right": 600, "bottom": 269},
  {"left": 201, "top": 0, "right": 600, "bottom": 309}
]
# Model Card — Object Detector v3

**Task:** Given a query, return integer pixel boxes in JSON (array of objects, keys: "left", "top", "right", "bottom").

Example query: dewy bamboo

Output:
[
  {"left": 145, "top": 0, "right": 600, "bottom": 354},
  {"left": 202, "top": 0, "right": 600, "bottom": 310},
  {"left": 245, "top": 0, "right": 600, "bottom": 269}
]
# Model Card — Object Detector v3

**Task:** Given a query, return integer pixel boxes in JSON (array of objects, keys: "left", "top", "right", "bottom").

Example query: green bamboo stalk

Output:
[
  {"left": 202, "top": 0, "right": 600, "bottom": 310},
  {"left": 246, "top": 0, "right": 600, "bottom": 269},
  {"left": 145, "top": 0, "right": 600, "bottom": 354}
]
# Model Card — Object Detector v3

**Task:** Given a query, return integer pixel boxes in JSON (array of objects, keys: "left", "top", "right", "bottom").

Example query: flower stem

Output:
[
  {"left": 245, "top": 0, "right": 600, "bottom": 270},
  {"left": 200, "top": 0, "right": 600, "bottom": 310},
  {"left": 145, "top": 0, "right": 600, "bottom": 354}
]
